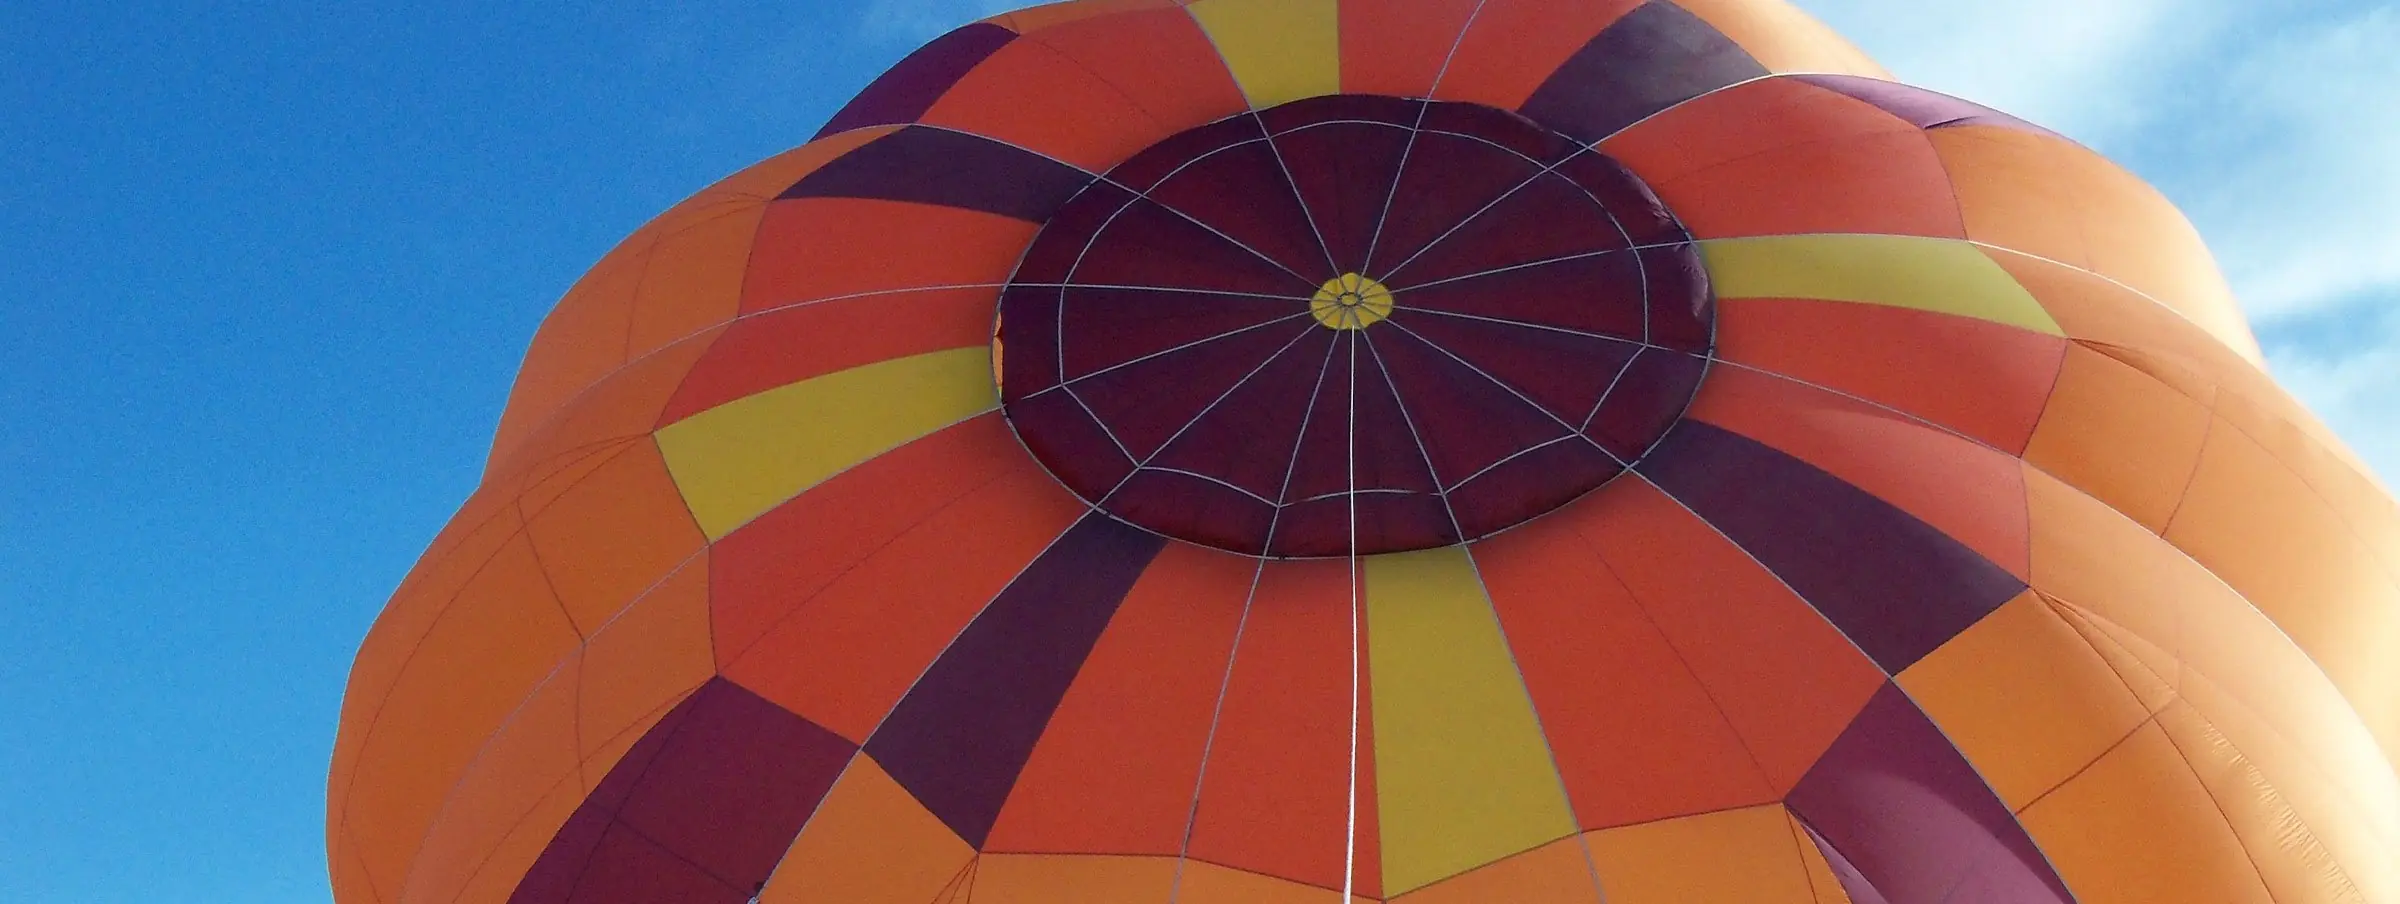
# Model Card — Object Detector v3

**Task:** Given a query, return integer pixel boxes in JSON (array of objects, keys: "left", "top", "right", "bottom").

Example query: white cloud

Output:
[
  {"left": 1789, "top": 0, "right": 2219, "bottom": 144},
  {"left": 1792, "top": 0, "right": 2399, "bottom": 485}
]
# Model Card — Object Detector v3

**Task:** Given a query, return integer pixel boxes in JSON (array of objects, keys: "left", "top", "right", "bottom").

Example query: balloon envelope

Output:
[{"left": 330, "top": 2, "right": 2400, "bottom": 902}]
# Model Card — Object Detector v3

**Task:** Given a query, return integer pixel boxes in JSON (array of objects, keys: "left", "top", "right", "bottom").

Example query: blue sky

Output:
[{"left": 0, "top": 1, "right": 2390, "bottom": 901}]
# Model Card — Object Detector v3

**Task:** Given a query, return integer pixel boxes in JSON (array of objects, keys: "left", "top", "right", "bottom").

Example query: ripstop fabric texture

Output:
[{"left": 329, "top": 2, "right": 2400, "bottom": 903}]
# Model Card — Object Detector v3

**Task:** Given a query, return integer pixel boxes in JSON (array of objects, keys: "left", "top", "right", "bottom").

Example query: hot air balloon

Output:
[{"left": 328, "top": 1, "right": 2400, "bottom": 902}]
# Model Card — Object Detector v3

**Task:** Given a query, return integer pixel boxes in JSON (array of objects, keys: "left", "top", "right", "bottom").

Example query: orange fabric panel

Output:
[
  {"left": 2158, "top": 683, "right": 2400, "bottom": 901},
  {"left": 992, "top": 0, "right": 1180, "bottom": 34},
  {"left": 1474, "top": 510, "right": 1778, "bottom": 829},
  {"left": 520, "top": 440, "right": 705, "bottom": 634},
  {"left": 398, "top": 652, "right": 580, "bottom": 904},
  {"left": 986, "top": 543, "right": 1257, "bottom": 854},
  {"left": 332, "top": 496, "right": 528, "bottom": 805},
  {"left": 720, "top": 465, "right": 1087, "bottom": 743},
  {"left": 759, "top": 758, "right": 977, "bottom": 904},
  {"left": 1714, "top": 297, "right": 2068, "bottom": 454},
  {"left": 1896, "top": 593, "right": 2153, "bottom": 810},
  {"left": 1930, "top": 125, "right": 2261, "bottom": 363},
  {"left": 1176, "top": 860, "right": 1377, "bottom": 904},
  {"left": 1687, "top": 363, "right": 2032, "bottom": 578},
  {"left": 740, "top": 199, "right": 1038, "bottom": 315},
  {"left": 486, "top": 325, "right": 728, "bottom": 485},
  {"left": 1436, "top": 0, "right": 1644, "bottom": 110},
  {"left": 338, "top": 533, "right": 582, "bottom": 902},
  {"left": 1669, "top": 0, "right": 1888, "bottom": 77},
  {"left": 329, "top": 826, "right": 382, "bottom": 904},
  {"left": 576, "top": 556, "right": 714, "bottom": 760},
  {"left": 1602, "top": 79, "right": 1960, "bottom": 239},
  {"left": 1990, "top": 249, "right": 2246, "bottom": 400},
  {"left": 1025, "top": 7, "right": 1251, "bottom": 131},
  {"left": 922, "top": 37, "right": 1170, "bottom": 172},
  {"left": 1393, "top": 836, "right": 1601, "bottom": 904},
  {"left": 2015, "top": 720, "right": 2278, "bottom": 904},
  {"left": 1579, "top": 479, "right": 1886, "bottom": 791},
  {"left": 2001, "top": 247, "right": 2397, "bottom": 567},
  {"left": 707, "top": 415, "right": 1029, "bottom": 665},
  {"left": 576, "top": 696, "right": 690, "bottom": 798},
  {"left": 619, "top": 202, "right": 762, "bottom": 360},
  {"left": 1186, "top": 558, "right": 1382, "bottom": 896},
  {"left": 445, "top": 778, "right": 582, "bottom": 904},
  {"left": 2028, "top": 469, "right": 2400, "bottom": 889},
  {"left": 2023, "top": 343, "right": 2211, "bottom": 532},
  {"left": 1585, "top": 804, "right": 1835, "bottom": 903},
  {"left": 489, "top": 243, "right": 644, "bottom": 475},
  {"left": 2165, "top": 421, "right": 2400, "bottom": 768},
  {"left": 1339, "top": 0, "right": 1483, "bottom": 98},
  {"left": 2207, "top": 375, "right": 2399, "bottom": 538},
  {"left": 489, "top": 129, "right": 895, "bottom": 463},
  {"left": 660, "top": 286, "right": 997, "bottom": 426},
  {"left": 971, "top": 854, "right": 1180, "bottom": 903},
  {"left": 512, "top": 439, "right": 642, "bottom": 517}
]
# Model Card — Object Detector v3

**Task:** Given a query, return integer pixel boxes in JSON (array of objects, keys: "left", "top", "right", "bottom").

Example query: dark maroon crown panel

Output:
[{"left": 998, "top": 95, "right": 1714, "bottom": 558}]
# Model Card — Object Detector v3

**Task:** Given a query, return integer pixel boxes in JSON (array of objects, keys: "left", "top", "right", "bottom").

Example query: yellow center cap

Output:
[{"left": 1311, "top": 273, "right": 1395, "bottom": 330}]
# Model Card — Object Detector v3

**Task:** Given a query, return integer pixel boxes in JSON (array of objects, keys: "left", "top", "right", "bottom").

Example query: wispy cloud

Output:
[{"left": 1794, "top": 0, "right": 2399, "bottom": 483}]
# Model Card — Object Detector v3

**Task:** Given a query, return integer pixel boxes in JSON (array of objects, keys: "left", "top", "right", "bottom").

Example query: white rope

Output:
[{"left": 1341, "top": 328, "right": 1362, "bottom": 904}]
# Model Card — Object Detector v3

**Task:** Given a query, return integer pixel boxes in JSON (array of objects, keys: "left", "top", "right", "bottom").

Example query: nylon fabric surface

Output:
[{"left": 330, "top": 2, "right": 2400, "bottom": 903}]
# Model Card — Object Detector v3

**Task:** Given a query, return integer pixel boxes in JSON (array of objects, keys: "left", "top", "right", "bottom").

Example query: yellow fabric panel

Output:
[
  {"left": 1185, "top": 0, "right": 1340, "bottom": 108},
  {"left": 654, "top": 347, "right": 998, "bottom": 540},
  {"left": 1700, "top": 234, "right": 2064, "bottom": 335},
  {"left": 1585, "top": 805, "right": 1830, "bottom": 903},
  {"left": 1366, "top": 547, "right": 1578, "bottom": 895}
]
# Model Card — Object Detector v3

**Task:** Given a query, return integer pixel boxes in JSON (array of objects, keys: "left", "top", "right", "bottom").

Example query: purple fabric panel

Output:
[
  {"left": 566, "top": 827, "right": 748, "bottom": 904},
  {"left": 1800, "top": 819, "right": 1895, "bottom": 904},
  {"left": 1273, "top": 116, "right": 1417, "bottom": 273},
  {"left": 1068, "top": 197, "right": 1316, "bottom": 297},
  {"left": 1055, "top": 287, "right": 1300, "bottom": 382},
  {"left": 816, "top": 23, "right": 1016, "bottom": 139},
  {"left": 1069, "top": 320, "right": 1311, "bottom": 460},
  {"left": 1147, "top": 134, "right": 1344, "bottom": 277},
  {"left": 506, "top": 804, "right": 614, "bottom": 904},
  {"left": 1368, "top": 130, "right": 1548, "bottom": 274},
  {"left": 1368, "top": 327, "right": 1576, "bottom": 490},
  {"left": 1635, "top": 421, "right": 2025, "bottom": 672},
  {"left": 613, "top": 681, "right": 855, "bottom": 889},
  {"left": 1394, "top": 310, "right": 1639, "bottom": 425},
  {"left": 509, "top": 679, "right": 856, "bottom": 904},
  {"left": 1145, "top": 330, "right": 1339, "bottom": 502},
  {"left": 1586, "top": 349, "right": 1704, "bottom": 462},
  {"left": 1519, "top": 1, "right": 1768, "bottom": 144},
  {"left": 781, "top": 126, "right": 1095, "bottom": 222},
  {"left": 865, "top": 515, "right": 1167, "bottom": 846},
  {"left": 1001, "top": 390, "right": 1137, "bottom": 491},
  {"left": 1447, "top": 439, "right": 1624, "bottom": 541},
  {"left": 1794, "top": 74, "right": 2061, "bottom": 137},
  {"left": 1788, "top": 686, "right": 2074, "bottom": 903},
  {"left": 1393, "top": 171, "right": 1629, "bottom": 287},
  {"left": 1104, "top": 470, "right": 1280, "bottom": 555},
  {"left": 1006, "top": 180, "right": 1138, "bottom": 286},
  {"left": 1272, "top": 336, "right": 1457, "bottom": 557},
  {"left": 1637, "top": 243, "right": 1715, "bottom": 353}
]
